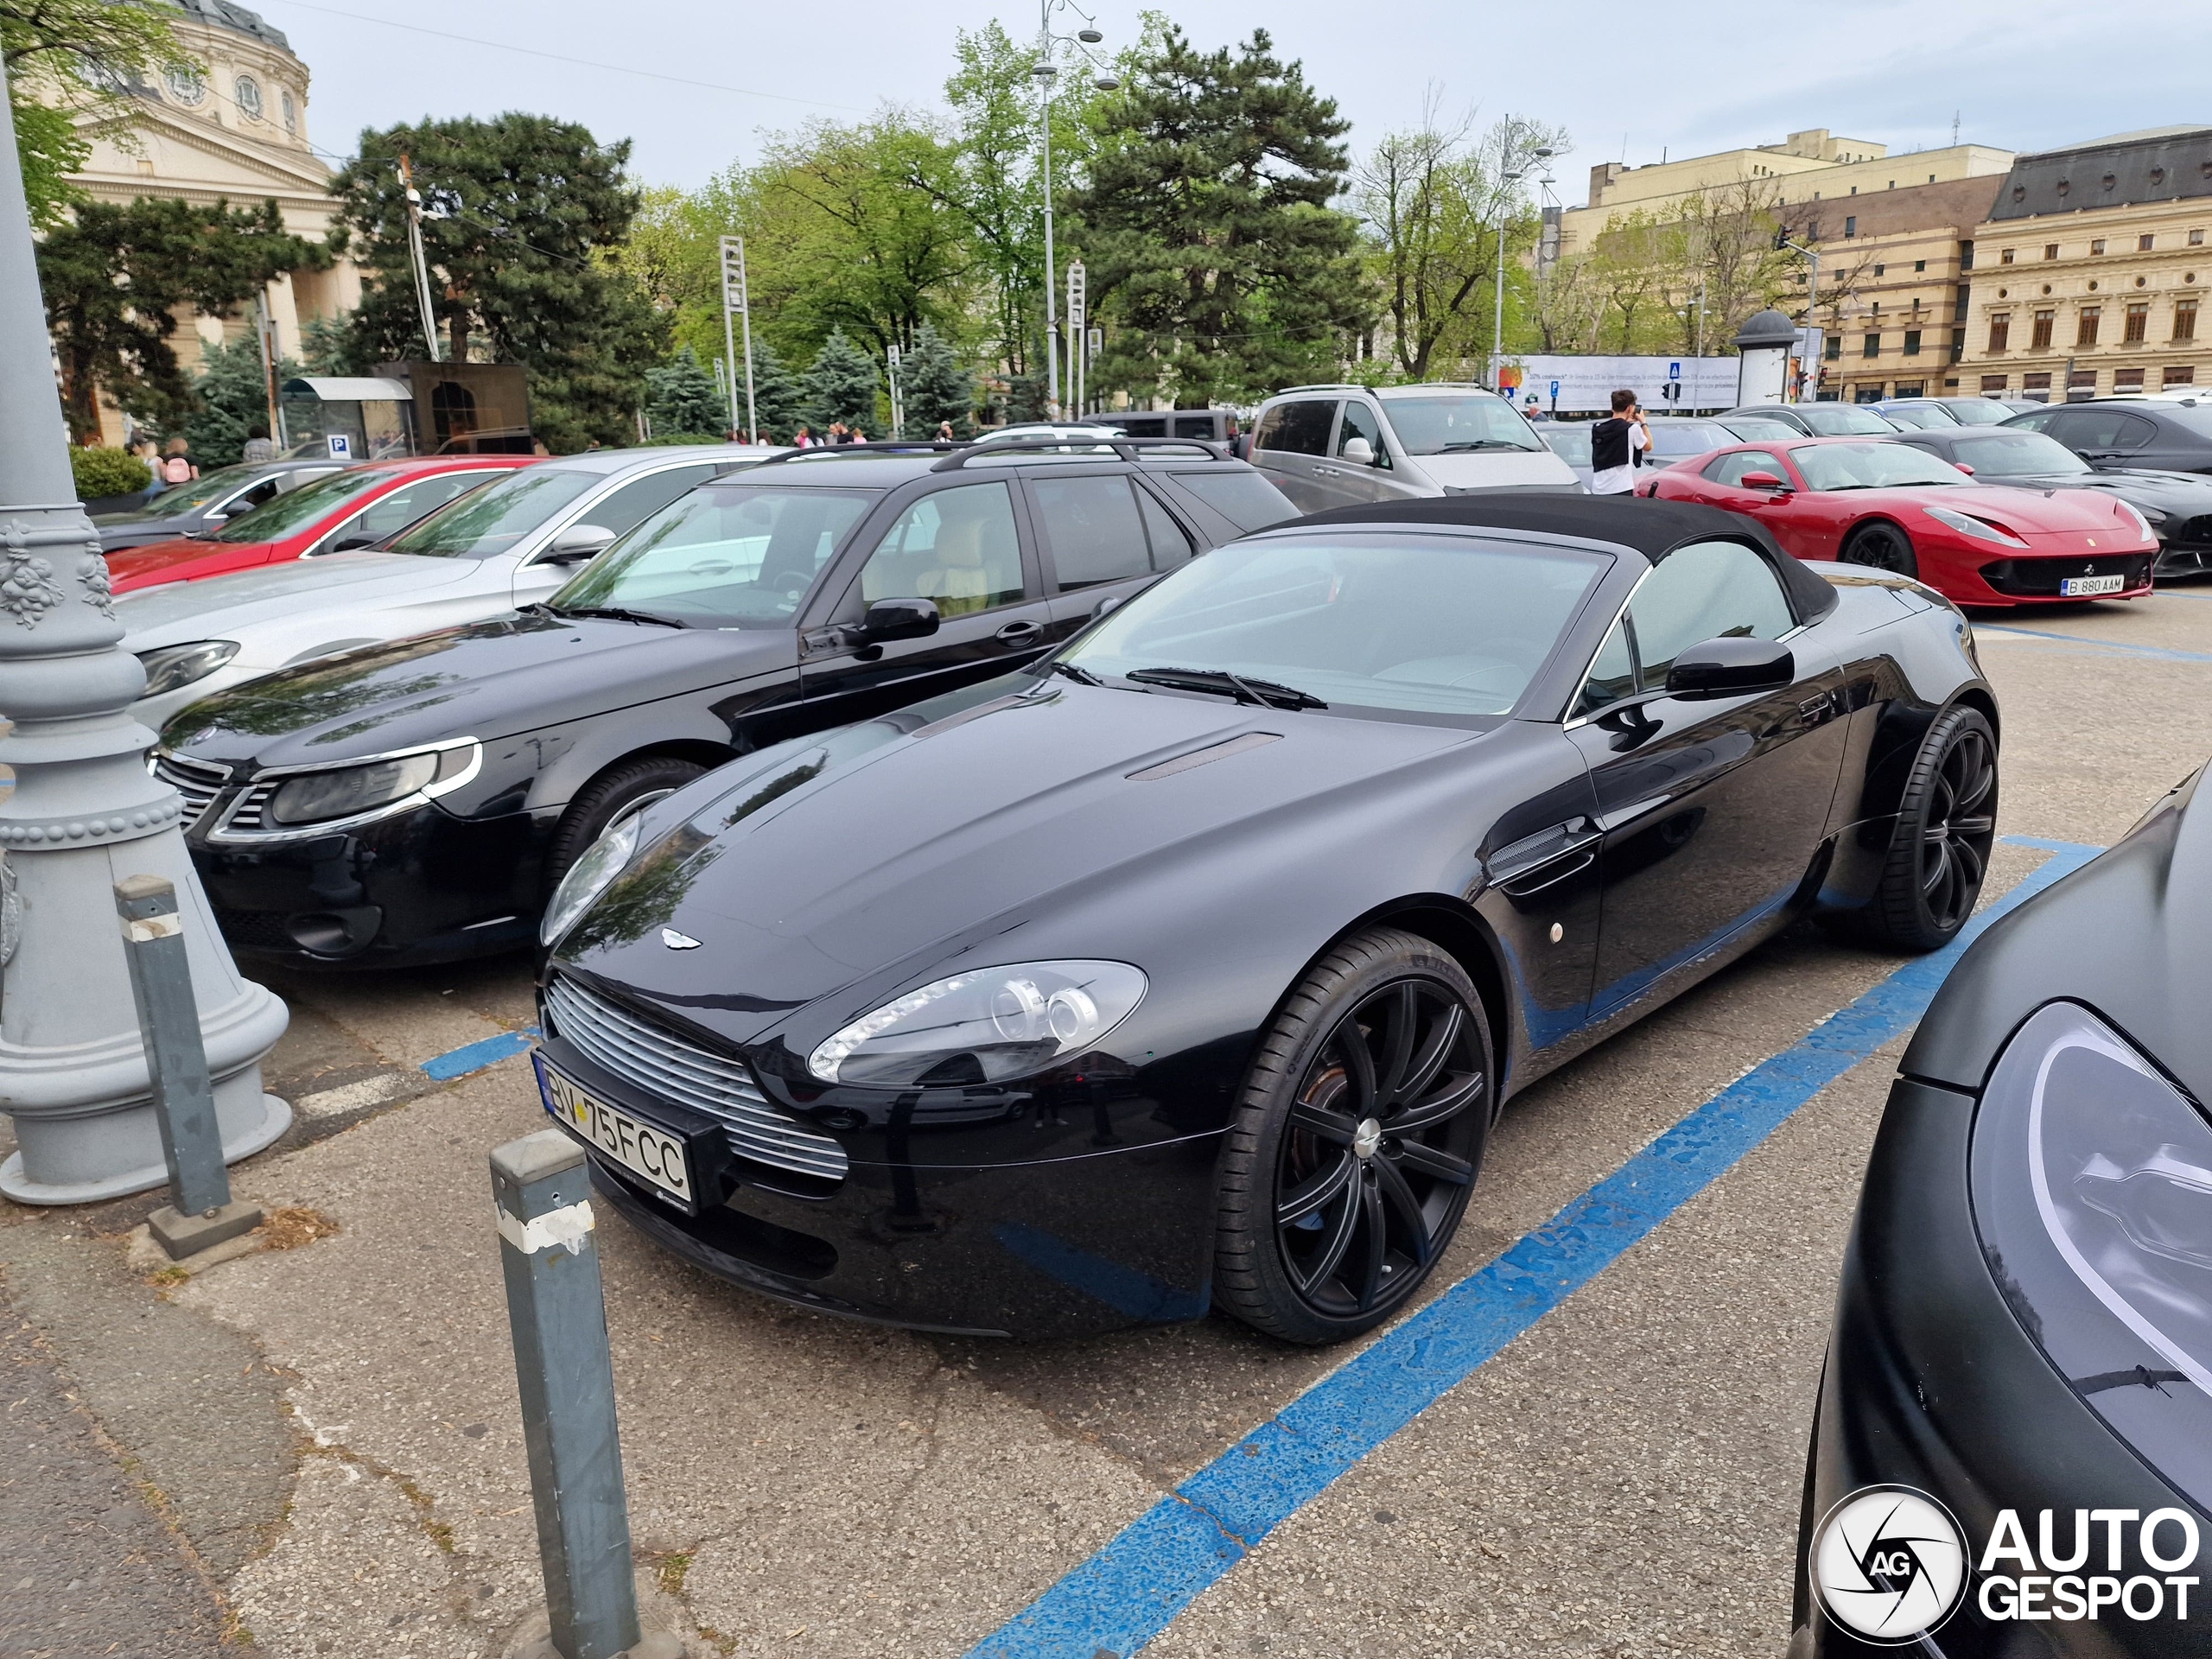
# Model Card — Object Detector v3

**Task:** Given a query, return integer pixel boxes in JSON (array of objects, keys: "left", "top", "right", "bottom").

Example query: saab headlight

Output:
[
  {"left": 540, "top": 815, "right": 642, "bottom": 947},
  {"left": 266, "top": 741, "right": 479, "bottom": 827},
  {"left": 1923, "top": 504, "right": 2029, "bottom": 548},
  {"left": 137, "top": 639, "right": 239, "bottom": 697},
  {"left": 1970, "top": 1001, "right": 2212, "bottom": 1511},
  {"left": 809, "top": 961, "right": 1147, "bottom": 1087}
]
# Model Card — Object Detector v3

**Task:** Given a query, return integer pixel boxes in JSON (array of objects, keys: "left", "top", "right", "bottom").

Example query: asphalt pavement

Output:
[{"left": 2, "top": 587, "right": 2208, "bottom": 1657}]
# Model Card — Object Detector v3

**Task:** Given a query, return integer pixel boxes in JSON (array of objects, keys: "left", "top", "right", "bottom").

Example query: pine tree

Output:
[
  {"left": 802, "top": 330, "right": 880, "bottom": 429},
  {"left": 645, "top": 346, "right": 728, "bottom": 437},
  {"left": 181, "top": 335, "right": 300, "bottom": 468},
  {"left": 730, "top": 340, "right": 804, "bottom": 441},
  {"left": 899, "top": 323, "right": 975, "bottom": 437}
]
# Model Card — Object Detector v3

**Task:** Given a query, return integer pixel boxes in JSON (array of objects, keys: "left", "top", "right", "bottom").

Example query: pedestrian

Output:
[
  {"left": 133, "top": 438, "right": 165, "bottom": 501},
  {"left": 159, "top": 436, "right": 198, "bottom": 487},
  {"left": 792, "top": 424, "right": 813, "bottom": 448},
  {"left": 1587, "top": 390, "right": 1649, "bottom": 498},
  {"left": 241, "top": 423, "right": 276, "bottom": 463},
  {"left": 827, "top": 421, "right": 849, "bottom": 446},
  {"left": 849, "top": 429, "right": 868, "bottom": 444},
  {"left": 936, "top": 420, "right": 955, "bottom": 442},
  {"left": 1523, "top": 395, "right": 1553, "bottom": 423}
]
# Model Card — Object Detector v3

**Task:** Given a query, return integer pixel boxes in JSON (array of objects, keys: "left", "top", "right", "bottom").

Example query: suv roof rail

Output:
[
  {"left": 749, "top": 442, "right": 960, "bottom": 467},
  {"left": 929, "top": 435, "right": 1226, "bottom": 471},
  {"left": 1274, "top": 384, "right": 1366, "bottom": 395}
]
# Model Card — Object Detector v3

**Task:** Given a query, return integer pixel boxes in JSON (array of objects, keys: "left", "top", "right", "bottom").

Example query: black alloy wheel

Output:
[
  {"left": 1862, "top": 703, "right": 1999, "bottom": 950},
  {"left": 1840, "top": 520, "right": 1920, "bottom": 579},
  {"left": 1215, "top": 929, "right": 1492, "bottom": 1344}
]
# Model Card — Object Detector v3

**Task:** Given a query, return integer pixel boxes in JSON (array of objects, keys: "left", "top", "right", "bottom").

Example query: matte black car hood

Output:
[
  {"left": 162, "top": 610, "right": 794, "bottom": 768},
  {"left": 562, "top": 683, "right": 1477, "bottom": 1046},
  {"left": 1904, "top": 767, "right": 2212, "bottom": 1100},
  {"left": 1985, "top": 467, "right": 2212, "bottom": 512}
]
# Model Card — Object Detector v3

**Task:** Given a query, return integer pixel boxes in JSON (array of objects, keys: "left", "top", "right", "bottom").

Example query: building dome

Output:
[{"left": 171, "top": 0, "right": 293, "bottom": 51}]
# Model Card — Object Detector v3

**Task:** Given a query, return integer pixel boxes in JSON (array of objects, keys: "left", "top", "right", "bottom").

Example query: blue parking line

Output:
[
  {"left": 419, "top": 1027, "right": 539, "bottom": 1081},
  {"left": 1975, "top": 623, "right": 2212, "bottom": 662},
  {"left": 968, "top": 836, "right": 2105, "bottom": 1659}
]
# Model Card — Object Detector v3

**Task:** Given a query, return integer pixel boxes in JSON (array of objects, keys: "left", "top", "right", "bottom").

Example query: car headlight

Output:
[
  {"left": 808, "top": 960, "right": 1147, "bottom": 1087},
  {"left": 1923, "top": 504, "right": 2029, "bottom": 548},
  {"left": 540, "top": 815, "right": 642, "bottom": 947},
  {"left": 267, "top": 742, "right": 479, "bottom": 827},
  {"left": 1970, "top": 1001, "right": 2212, "bottom": 1509},
  {"left": 137, "top": 639, "right": 239, "bottom": 697},
  {"left": 2113, "top": 499, "right": 2161, "bottom": 541}
]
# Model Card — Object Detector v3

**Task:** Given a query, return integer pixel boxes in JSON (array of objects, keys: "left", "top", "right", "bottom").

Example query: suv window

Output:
[
  {"left": 2051, "top": 409, "right": 2156, "bottom": 451},
  {"left": 1031, "top": 474, "right": 1151, "bottom": 588},
  {"left": 860, "top": 481, "right": 1024, "bottom": 617},
  {"left": 1575, "top": 540, "right": 1794, "bottom": 714},
  {"left": 1134, "top": 486, "right": 1193, "bottom": 567},
  {"left": 1255, "top": 399, "right": 1335, "bottom": 457},
  {"left": 1165, "top": 469, "right": 1300, "bottom": 531},
  {"left": 1337, "top": 400, "right": 1390, "bottom": 467},
  {"left": 1173, "top": 414, "right": 1219, "bottom": 440},
  {"left": 1703, "top": 450, "right": 1781, "bottom": 487}
]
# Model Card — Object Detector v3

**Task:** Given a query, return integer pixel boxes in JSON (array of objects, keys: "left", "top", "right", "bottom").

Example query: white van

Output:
[{"left": 1248, "top": 383, "right": 1581, "bottom": 511}]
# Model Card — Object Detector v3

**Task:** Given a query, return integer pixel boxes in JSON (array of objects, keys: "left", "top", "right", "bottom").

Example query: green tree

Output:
[
  {"left": 803, "top": 330, "right": 879, "bottom": 429},
  {"left": 1070, "top": 27, "right": 1371, "bottom": 406},
  {"left": 645, "top": 345, "right": 728, "bottom": 436},
  {"left": 899, "top": 321, "right": 974, "bottom": 436},
  {"left": 737, "top": 338, "right": 805, "bottom": 440},
  {"left": 181, "top": 334, "right": 299, "bottom": 468},
  {"left": 3, "top": 0, "right": 197, "bottom": 230},
  {"left": 35, "top": 195, "right": 320, "bottom": 439},
  {"left": 328, "top": 113, "right": 667, "bottom": 451}
]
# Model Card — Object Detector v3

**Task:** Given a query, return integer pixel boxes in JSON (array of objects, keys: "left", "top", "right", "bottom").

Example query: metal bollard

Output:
[
  {"left": 115, "top": 876, "right": 264, "bottom": 1258},
  {"left": 493, "top": 1129, "right": 675, "bottom": 1659}
]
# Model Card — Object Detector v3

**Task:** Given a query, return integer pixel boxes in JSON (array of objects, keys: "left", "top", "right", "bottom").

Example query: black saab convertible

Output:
[{"left": 538, "top": 496, "right": 2002, "bottom": 1343}]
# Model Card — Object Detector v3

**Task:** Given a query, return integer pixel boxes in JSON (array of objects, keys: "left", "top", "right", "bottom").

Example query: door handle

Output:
[{"left": 995, "top": 619, "right": 1045, "bottom": 645}]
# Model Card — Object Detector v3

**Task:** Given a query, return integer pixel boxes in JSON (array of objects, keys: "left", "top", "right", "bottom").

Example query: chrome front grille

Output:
[
  {"left": 221, "top": 781, "right": 277, "bottom": 834},
  {"left": 150, "top": 750, "right": 231, "bottom": 827},
  {"left": 544, "top": 975, "right": 849, "bottom": 1183}
]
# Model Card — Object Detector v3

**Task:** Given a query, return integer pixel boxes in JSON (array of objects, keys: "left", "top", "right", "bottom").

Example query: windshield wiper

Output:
[
  {"left": 1433, "top": 440, "right": 1534, "bottom": 453},
  {"left": 1126, "top": 665, "right": 1326, "bottom": 710},
  {"left": 1046, "top": 659, "right": 1102, "bottom": 686},
  {"left": 552, "top": 604, "right": 685, "bottom": 629}
]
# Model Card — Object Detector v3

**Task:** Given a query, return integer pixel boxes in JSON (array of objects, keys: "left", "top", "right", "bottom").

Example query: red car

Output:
[
  {"left": 1645, "top": 435, "right": 2158, "bottom": 607},
  {"left": 106, "top": 455, "right": 526, "bottom": 594}
]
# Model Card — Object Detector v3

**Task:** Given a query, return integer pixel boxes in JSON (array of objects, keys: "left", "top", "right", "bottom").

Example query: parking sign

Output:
[{"left": 326, "top": 433, "right": 352, "bottom": 460}]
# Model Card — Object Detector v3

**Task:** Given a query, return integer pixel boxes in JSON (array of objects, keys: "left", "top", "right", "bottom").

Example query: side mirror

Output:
[
  {"left": 541, "top": 524, "right": 617, "bottom": 564},
  {"left": 201, "top": 508, "right": 230, "bottom": 524},
  {"left": 1738, "top": 471, "right": 1790, "bottom": 492},
  {"left": 856, "top": 596, "right": 939, "bottom": 642},
  {"left": 1666, "top": 637, "right": 1795, "bottom": 701},
  {"left": 1092, "top": 593, "right": 1126, "bottom": 620},
  {"left": 1339, "top": 435, "right": 1377, "bottom": 466},
  {"left": 1954, "top": 462, "right": 1975, "bottom": 476},
  {"left": 327, "top": 530, "right": 381, "bottom": 553}
]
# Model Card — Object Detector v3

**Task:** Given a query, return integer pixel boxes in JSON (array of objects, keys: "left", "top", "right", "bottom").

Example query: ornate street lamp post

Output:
[
  {"left": 0, "top": 60, "right": 287, "bottom": 1203},
  {"left": 1033, "top": 2, "right": 1117, "bottom": 418}
]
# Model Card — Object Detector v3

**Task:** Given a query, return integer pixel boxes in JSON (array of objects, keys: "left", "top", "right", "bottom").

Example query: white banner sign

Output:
[{"left": 1506, "top": 354, "right": 1741, "bottom": 415}]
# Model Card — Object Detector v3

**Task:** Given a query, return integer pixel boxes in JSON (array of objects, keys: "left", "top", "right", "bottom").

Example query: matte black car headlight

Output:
[
  {"left": 137, "top": 639, "right": 238, "bottom": 697},
  {"left": 807, "top": 961, "right": 1147, "bottom": 1087},
  {"left": 1970, "top": 1001, "right": 2212, "bottom": 1510}
]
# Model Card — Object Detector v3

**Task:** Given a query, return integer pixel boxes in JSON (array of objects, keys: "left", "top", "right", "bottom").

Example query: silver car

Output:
[
  {"left": 1247, "top": 383, "right": 1581, "bottom": 512},
  {"left": 119, "top": 445, "right": 776, "bottom": 727}
]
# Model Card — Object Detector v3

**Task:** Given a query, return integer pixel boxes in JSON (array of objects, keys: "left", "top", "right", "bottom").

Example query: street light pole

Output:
[
  {"left": 0, "top": 58, "right": 288, "bottom": 1203},
  {"left": 1035, "top": 16, "right": 1059, "bottom": 420},
  {"left": 399, "top": 153, "right": 441, "bottom": 363},
  {"left": 1775, "top": 234, "right": 1821, "bottom": 404},
  {"left": 1490, "top": 164, "right": 1525, "bottom": 390}
]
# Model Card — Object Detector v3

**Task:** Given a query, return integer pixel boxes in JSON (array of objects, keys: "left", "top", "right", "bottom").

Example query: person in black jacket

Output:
[{"left": 1588, "top": 389, "right": 1649, "bottom": 496}]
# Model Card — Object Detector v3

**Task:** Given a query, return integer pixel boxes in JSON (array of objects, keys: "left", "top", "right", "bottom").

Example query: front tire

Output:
[
  {"left": 1840, "top": 520, "right": 1919, "bottom": 579},
  {"left": 1213, "top": 928, "right": 1493, "bottom": 1345},
  {"left": 1861, "top": 704, "right": 1999, "bottom": 950},
  {"left": 543, "top": 755, "right": 707, "bottom": 892}
]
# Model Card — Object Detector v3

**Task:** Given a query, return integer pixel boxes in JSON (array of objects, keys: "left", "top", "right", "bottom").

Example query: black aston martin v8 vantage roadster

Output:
[{"left": 535, "top": 496, "right": 2001, "bottom": 1342}]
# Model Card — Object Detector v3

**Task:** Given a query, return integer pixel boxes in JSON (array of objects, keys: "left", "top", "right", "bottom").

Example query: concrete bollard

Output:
[
  {"left": 114, "top": 876, "right": 264, "bottom": 1258},
  {"left": 492, "top": 1129, "right": 681, "bottom": 1659}
]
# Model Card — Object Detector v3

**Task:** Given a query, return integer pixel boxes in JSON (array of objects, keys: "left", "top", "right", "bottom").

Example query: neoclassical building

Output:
[{"left": 54, "top": 0, "right": 360, "bottom": 442}]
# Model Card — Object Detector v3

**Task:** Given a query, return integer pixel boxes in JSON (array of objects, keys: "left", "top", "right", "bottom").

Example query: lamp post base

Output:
[{"left": 1, "top": 1090, "right": 291, "bottom": 1205}]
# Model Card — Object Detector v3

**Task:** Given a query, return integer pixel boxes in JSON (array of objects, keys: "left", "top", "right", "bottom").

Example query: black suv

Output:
[{"left": 154, "top": 441, "right": 1298, "bottom": 968}]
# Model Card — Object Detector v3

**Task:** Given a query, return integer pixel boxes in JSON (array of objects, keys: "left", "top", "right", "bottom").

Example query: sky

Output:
[{"left": 252, "top": 0, "right": 2207, "bottom": 200}]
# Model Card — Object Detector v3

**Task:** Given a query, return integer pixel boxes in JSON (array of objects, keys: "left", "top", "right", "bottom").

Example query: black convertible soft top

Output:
[{"left": 1284, "top": 493, "right": 1840, "bottom": 623}]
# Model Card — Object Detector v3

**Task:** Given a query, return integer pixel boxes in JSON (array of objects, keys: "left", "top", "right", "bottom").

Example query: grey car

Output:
[
  {"left": 1249, "top": 383, "right": 1581, "bottom": 512},
  {"left": 1718, "top": 403, "right": 1902, "bottom": 437},
  {"left": 91, "top": 460, "right": 343, "bottom": 552},
  {"left": 2005, "top": 397, "right": 2212, "bottom": 477}
]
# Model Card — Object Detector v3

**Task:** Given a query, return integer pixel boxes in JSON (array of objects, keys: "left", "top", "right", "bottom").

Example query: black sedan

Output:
[
  {"left": 154, "top": 442, "right": 1284, "bottom": 967},
  {"left": 1794, "top": 769, "right": 2212, "bottom": 1656},
  {"left": 1891, "top": 424, "right": 2212, "bottom": 575},
  {"left": 535, "top": 496, "right": 2001, "bottom": 1343},
  {"left": 90, "top": 459, "right": 345, "bottom": 552},
  {"left": 2009, "top": 397, "right": 2212, "bottom": 478}
]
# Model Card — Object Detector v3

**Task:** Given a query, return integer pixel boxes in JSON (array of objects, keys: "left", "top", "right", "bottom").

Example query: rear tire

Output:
[
  {"left": 1840, "top": 520, "right": 1919, "bottom": 579},
  {"left": 543, "top": 755, "right": 706, "bottom": 892},
  {"left": 1213, "top": 928, "right": 1492, "bottom": 1345},
  {"left": 1858, "top": 704, "right": 1999, "bottom": 950}
]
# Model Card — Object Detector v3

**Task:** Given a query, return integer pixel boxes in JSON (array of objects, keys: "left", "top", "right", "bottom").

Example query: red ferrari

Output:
[
  {"left": 1645, "top": 435, "right": 2158, "bottom": 607},
  {"left": 105, "top": 454, "right": 525, "bottom": 595}
]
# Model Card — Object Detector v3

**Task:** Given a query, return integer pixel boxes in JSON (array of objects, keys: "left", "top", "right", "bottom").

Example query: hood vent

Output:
[{"left": 1128, "top": 731, "right": 1282, "bottom": 782}]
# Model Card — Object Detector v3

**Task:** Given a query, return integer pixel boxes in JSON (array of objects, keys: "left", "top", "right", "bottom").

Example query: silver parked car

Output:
[
  {"left": 118, "top": 444, "right": 777, "bottom": 727},
  {"left": 1246, "top": 383, "right": 1581, "bottom": 512}
]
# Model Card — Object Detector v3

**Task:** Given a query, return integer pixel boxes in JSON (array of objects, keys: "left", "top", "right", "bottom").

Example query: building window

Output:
[
  {"left": 1914, "top": 258, "right": 1927, "bottom": 271},
  {"left": 1961, "top": 240, "right": 1976, "bottom": 270},
  {"left": 282, "top": 91, "right": 296, "bottom": 133},
  {"left": 1824, "top": 335, "right": 1840, "bottom": 360},
  {"left": 1845, "top": 215, "right": 1857, "bottom": 238},
  {"left": 233, "top": 75, "right": 264, "bottom": 121},
  {"left": 1863, "top": 332, "right": 1881, "bottom": 358},
  {"left": 165, "top": 66, "right": 205, "bottom": 105},
  {"left": 1873, "top": 264, "right": 1885, "bottom": 276},
  {"left": 2167, "top": 365, "right": 2197, "bottom": 386},
  {"left": 2031, "top": 309, "right": 2056, "bottom": 349},
  {"left": 2024, "top": 372, "right": 2052, "bottom": 390},
  {"left": 2000, "top": 248, "right": 2016, "bottom": 264},
  {"left": 1807, "top": 219, "right": 1819, "bottom": 240},
  {"left": 2177, "top": 297, "right": 2200, "bottom": 341},
  {"left": 2091, "top": 238, "right": 2107, "bottom": 255},
  {"left": 2044, "top": 244, "right": 2060, "bottom": 260},
  {"left": 1980, "top": 374, "right": 2010, "bottom": 391},
  {"left": 2140, "top": 234, "right": 2156, "bottom": 252},
  {"left": 1988, "top": 315, "right": 2012, "bottom": 352},
  {"left": 1904, "top": 330, "right": 1923, "bottom": 356},
  {"left": 2069, "top": 369, "right": 2099, "bottom": 391},
  {"left": 2115, "top": 368, "right": 2145, "bottom": 389},
  {"left": 2076, "top": 307, "right": 2101, "bottom": 346},
  {"left": 2192, "top": 229, "right": 2207, "bottom": 247},
  {"left": 1955, "top": 284, "right": 1971, "bottom": 322},
  {"left": 1854, "top": 385, "right": 1885, "bottom": 404},
  {"left": 2125, "top": 302, "right": 2149, "bottom": 342}
]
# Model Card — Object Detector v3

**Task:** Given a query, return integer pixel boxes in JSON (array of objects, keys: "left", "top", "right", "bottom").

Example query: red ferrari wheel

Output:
[{"left": 1840, "top": 521, "right": 1919, "bottom": 579}]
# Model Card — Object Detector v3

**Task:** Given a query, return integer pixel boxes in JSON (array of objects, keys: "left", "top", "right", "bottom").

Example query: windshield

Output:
[
  {"left": 385, "top": 467, "right": 598, "bottom": 559},
  {"left": 1945, "top": 399, "right": 2020, "bottom": 425},
  {"left": 1796, "top": 404, "right": 1900, "bottom": 435},
  {"left": 211, "top": 468, "right": 399, "bottom": 543},
  {"left": 130, "top": 464, "right": 259, "bottom": 515},
  {"left": 1060, "top": 531, "right": 1605, "bottom": 721},
  {"left": 1646, "top": 421, "right": 1740, "bottom": 457},
  {"left": 1950, "top": 431, "right": 2092, "bottom": 477},
  {"left": 1876, "top": 404, "right": 1955, "bottom": 429},
  {"left": 1718, "top": 417, "right": 1799, "bottom": 442},
  {"left": 1379, "top": 395, "right": 1545, "bottom": 455},
  {"left": 1789, "top": 442, "right": 1973, "bottom": 491},
  {"left": 550, "top": 485, "right": 876, "bottom": 627}
]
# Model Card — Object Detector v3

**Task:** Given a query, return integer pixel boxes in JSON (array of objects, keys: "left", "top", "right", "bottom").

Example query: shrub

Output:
[{"left": 71, "top": 445, "right": 150, "bottom": 499}]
